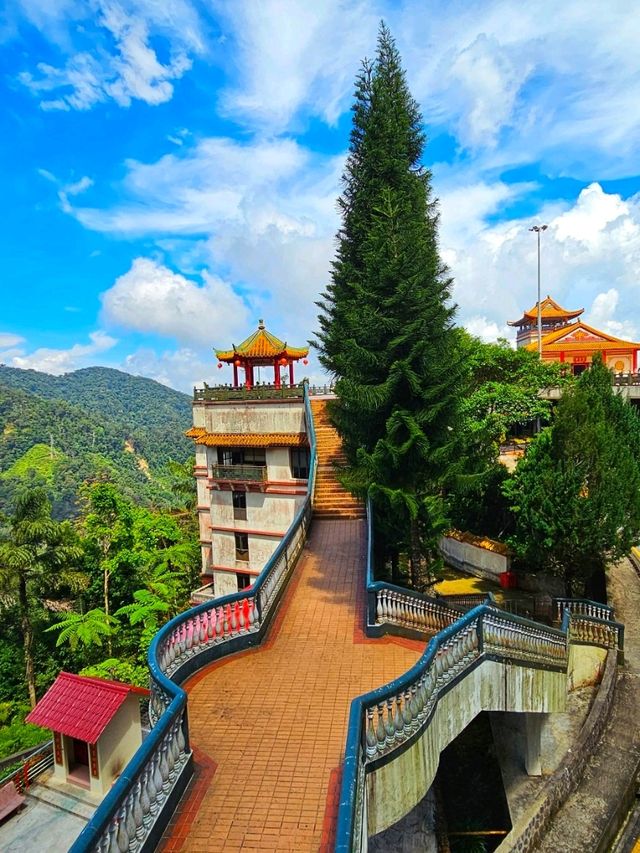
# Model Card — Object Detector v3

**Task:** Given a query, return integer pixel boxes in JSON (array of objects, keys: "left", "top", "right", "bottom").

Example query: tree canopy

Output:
[
  {"left": 315, "top": 23, "right": 461, "bottom": 587},
  {"left": 505, "top": 355, "right": 640, "bottom": 593}
]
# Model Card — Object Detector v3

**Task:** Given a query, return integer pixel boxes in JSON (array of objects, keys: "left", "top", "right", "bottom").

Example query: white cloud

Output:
[
  {"left": 121, "top": 346, "right": 216, "bottom": 391},
  {"left": 0, "top": 332, "right": 25, "bottom": 348},
  {"left": 6, "top": 330, "right": 118, "bottom": 374},
  {"left": 100, "top": 257, "right": 250, "bottom": 346},
  {"left": 215, "top": 0, "right": 379, "bottom": 130},
  {"left": 208, "top": 0, "right": 640, "bottom": 177},
  {"left": 446, "top": 183, "right": 640, "bottom": 343},
  {"left": 464, "top": 317, "right": 508, "bottom": 343},
  {"left": 588, "top": 288, "right": 638, "bottom": 341},
  {"left": 15, "top": 0, "right": 203, "bottom": 110}
]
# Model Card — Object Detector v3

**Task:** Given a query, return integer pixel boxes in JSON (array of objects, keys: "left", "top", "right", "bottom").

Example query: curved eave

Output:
[{"left": 215, "top": 346, "right": 309, "bottom": 363}]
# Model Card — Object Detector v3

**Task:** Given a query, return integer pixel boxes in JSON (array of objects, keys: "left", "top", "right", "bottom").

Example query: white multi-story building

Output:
[{"left": 188, "top": 321, "right": 311, "bottom": 599}]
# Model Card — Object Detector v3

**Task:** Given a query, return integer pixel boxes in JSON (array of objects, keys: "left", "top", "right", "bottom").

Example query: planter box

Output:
[{"left": 439, "top": 534, "right": 510, "bottom": 582}]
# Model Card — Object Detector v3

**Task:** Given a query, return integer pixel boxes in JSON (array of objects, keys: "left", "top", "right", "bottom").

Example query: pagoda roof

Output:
[
  {"left": 216, "top": 320, "right": 308, "bottom": 363},
  {"left": 525, "top": 320, "right": 640, "bottom": 352},
  {"left": 185, "top": 428, "right": 308, "bottom": 447},
  {"left": 26, "top": 672, "right": 148, "bottom": 744},
  {"left": 508, "top": 295, "right": 583, "bottom": 327}
]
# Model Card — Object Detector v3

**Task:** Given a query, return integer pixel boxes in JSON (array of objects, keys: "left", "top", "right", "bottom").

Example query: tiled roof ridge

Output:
[{"left": 55, "top": 670, "right": 149, "bottom": 696}]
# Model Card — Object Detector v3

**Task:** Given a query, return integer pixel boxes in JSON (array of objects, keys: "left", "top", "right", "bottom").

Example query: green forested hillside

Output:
[{"left": 0, "top": 366, "right": 193, "bottom": 517}]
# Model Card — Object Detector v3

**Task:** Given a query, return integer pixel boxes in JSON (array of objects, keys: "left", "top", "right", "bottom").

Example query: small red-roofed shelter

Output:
[
  {"left": 27, "top": 672, "right": 148, "bottom": 796},
  {"left": 216, "top": 319, "right": 309, "bottom": 389}
]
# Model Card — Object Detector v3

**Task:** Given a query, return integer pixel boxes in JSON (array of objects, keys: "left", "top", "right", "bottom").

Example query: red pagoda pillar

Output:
[
  {"left": 274, "top": 359, "right": 281, "bottom": 388},
  {"left": 289, "top": 361, "right": 294, "bottom": 386}
]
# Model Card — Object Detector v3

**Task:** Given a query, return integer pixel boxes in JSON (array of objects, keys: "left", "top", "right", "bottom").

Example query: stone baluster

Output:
[
  {"left": 385, "top": 698, "right": 395, "bottom": 747},
  {"left": 365, "top": 707, "right": 377, "bottom": 758},
  {"left": 393, "top": 695, "right": 404, "bottom": 741},
  {"left": 376, "top": 702, "right": 387, "bottom": 752},
  {"left": 216, "top": 606, "right": 224, "bottom": 640}
]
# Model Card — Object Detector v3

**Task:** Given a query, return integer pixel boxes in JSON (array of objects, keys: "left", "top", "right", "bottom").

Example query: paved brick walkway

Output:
[{"left": 159, "top": 519, "right": 423, "bottom": 852}]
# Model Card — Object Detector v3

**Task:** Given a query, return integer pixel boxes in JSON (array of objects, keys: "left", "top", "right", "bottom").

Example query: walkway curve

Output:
[{"left": 159, "top": 519, "right": 423, "bottom": 852}]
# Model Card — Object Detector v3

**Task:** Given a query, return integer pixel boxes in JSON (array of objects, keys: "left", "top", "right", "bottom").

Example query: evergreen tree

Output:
[
  {"left": 315, "top": 23, "right": 461, "bottom": 587},
  {"left": 505, "top": 355, "right": 640, "bottom": 594}
]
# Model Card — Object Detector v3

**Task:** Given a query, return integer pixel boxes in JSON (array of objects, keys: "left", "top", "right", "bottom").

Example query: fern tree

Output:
[
  {"left": 0, "top": 489, "right": 83, "bottom": 706},
  {"left": 315, "top": 23, "right": 461, "bottom": 587}
]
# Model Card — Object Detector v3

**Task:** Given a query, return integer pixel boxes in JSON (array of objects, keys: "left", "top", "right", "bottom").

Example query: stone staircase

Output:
[{"left": 310, "top": 399, "right": 365, "bottom": 519}]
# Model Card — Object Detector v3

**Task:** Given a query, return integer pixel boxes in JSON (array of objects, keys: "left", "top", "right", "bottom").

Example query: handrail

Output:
[
  {"left": 364, "top": 498, "right": 483, "bottom": 638},
  {"left": 70, "top": 382, "right": 318, "bottom": 853},
  {"left": 336, "top": 498, "right": 626, "bottom": 852},
  {"left": 554, "top": 597, "right": 614, "bottom": 623},
  {"left": 0, "top": 740, "right": 53, "bottom": 793},
  {"left": 335, "top": 602, "right": 568, "bottom": 851}
]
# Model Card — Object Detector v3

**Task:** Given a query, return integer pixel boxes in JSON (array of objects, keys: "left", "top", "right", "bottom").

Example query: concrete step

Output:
[{"left": 28, "top": 780, "right": 98, "bottom": 820}]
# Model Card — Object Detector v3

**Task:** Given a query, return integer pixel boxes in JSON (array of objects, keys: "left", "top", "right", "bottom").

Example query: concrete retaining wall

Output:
[
  {"left": 497, "top": 650, "right": 617, "bottom": 852},
  {"left": 439, "top": 536, "right": 510, "bottom": 581},
  {"left": 366, "top": 660, "right": 566, "bottom": 837}
]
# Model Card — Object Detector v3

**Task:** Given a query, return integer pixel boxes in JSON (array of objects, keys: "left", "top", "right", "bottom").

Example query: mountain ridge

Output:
[{"left": 0, "top": 365, "right": 194, "bottom": 518}]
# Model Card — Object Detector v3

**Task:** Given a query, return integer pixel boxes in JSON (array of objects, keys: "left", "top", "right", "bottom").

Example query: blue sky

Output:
[{"left": 1, "top": 0, "right": 640, "bottom": 390}]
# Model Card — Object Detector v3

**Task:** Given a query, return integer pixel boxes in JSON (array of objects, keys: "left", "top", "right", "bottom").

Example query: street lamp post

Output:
[{"left": 529, "top": 224, "right": 548, "bottom": 360}]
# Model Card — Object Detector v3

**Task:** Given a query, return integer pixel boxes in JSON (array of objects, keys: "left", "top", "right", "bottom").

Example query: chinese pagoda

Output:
[
  {"left": 509, "top": 295, "right": 640, "bottom": 375},
  {"left": 216, "top": 320, "right": 309, "bottom": 388},
  {"left": 508, "top": 295, "right": 584, "bottom": 348}
]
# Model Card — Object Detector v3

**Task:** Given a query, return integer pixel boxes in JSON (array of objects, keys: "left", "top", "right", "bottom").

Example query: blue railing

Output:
[
  {"left": 70, "top": 382, "right": 318, "bottom": 853},
  {"left": 364, "top": 498, "right": 489, "bottom": 638},
  {"left": 335, "top": 500, "right": 624, "bottom": 852}
]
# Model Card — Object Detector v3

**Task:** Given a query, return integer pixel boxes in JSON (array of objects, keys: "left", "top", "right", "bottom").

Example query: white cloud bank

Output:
[
  {"left": 101, "top": 258, "right": 250, "bottom": 347},
  {"left": 14, "top": 0, "right": 203, "bottom": 110},
  {"left": 2, "top": 330, "right": 118, "bottom": 374}
]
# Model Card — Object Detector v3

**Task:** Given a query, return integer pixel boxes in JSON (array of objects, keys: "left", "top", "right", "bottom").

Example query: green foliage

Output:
[
  {"left": 505, "top": 356, "right": 640, "bottom": 592},
  {"left": 0, "top": 365, "right": 193, "bottom": 518},
  {"left": 457, "top": 333, "right": 566, "bottom": 464},
  {"left": 79, "top": 658, "right": 149, "bottom": 689},
  {"left": 0, "top": 699, "right": 51, "bottom": 762},
  {"left": 315, "top": 24, "right": 461, "bottom": 588},
  {"left": 1, "top": 443, "right": 63, "bottom": 483},
  {"left": 448, "top": 334, "right": 567, "bottom": 537},
  {"left": 0, "top": 366, "right": 201, "bottom": 714},
  {"left": 46, "top": 608, "right": 120, "bottom": 651},
  {"left": 0, "top": 488, "right": 84, "bottom": 706}
]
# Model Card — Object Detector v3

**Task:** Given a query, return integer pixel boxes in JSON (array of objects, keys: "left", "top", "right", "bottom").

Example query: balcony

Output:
[
  {"left": 193, "top": 382, "right": 335, "bottom": 402},
  {"left": 211, "top": 464, "right": 267, "bottom": 490},
  {"left": 194, "top": 383, "right": 305, "bottom": 402}
]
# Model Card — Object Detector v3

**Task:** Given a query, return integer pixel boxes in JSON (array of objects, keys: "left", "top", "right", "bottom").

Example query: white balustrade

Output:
[{"left": 92, "top": 710, "right": 189, "bottom": 853}]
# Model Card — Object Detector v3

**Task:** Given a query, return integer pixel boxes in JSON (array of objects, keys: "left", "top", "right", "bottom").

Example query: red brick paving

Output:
[{"left": 158, "top": 519, "right": 423, "bottom": 852}]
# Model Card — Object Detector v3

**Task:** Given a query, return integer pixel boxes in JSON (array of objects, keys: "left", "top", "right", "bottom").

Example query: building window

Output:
[
  {"left": 235, "top": 532, "right": 249, "bottom": 562},
  {"left": 290, "top": 448, "right": 310, "bottom": 479},
  {"left": 232, "top": 490, "right": 247, "bottom": 520},
  {"left": 236, "top": 572, "right": 252, "bottom": 590},
  {"left": 217, "top": 447, "right": 266, "bottom": 466}
]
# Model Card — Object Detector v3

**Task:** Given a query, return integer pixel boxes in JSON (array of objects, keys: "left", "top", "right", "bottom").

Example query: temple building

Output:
[
  {"left": 26, "top": 672, "right": 148, "bottom": 797},
  {"left": 509, "top": 295, "right": 640, "bottom": 375},
  {"left": 187, "top": 321, "right": 312, "bottom": 600}
]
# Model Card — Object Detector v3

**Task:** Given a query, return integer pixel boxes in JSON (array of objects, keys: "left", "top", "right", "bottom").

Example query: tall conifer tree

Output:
[{"left": 315, "top": 23, "right": 461, "bottom": 587}]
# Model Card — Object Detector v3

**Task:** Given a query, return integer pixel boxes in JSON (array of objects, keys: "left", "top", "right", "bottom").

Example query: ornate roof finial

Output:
[{"left": 258, "top": 319, "right": 265, "bottom": 330}]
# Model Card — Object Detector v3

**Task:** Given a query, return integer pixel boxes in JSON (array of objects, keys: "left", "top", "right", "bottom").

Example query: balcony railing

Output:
[
  {"left": 68, "top": 382, "right": 318, "bottom": 853},
  {"left": 211, "top": 464, "right": 267, "bottom": 482},
  {"left": 193, "top": 382, "right": 336, "bottom": 402}
]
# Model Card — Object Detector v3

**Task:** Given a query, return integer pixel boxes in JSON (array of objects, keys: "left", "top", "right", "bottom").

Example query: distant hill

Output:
[{"left": 0, "top": 366, "right": 193, "bottom": 518}]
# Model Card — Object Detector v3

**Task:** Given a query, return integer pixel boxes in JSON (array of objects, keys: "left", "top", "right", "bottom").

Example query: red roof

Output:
[{"left": 26, "top": 672, "right": 149, "bottom": 744}]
